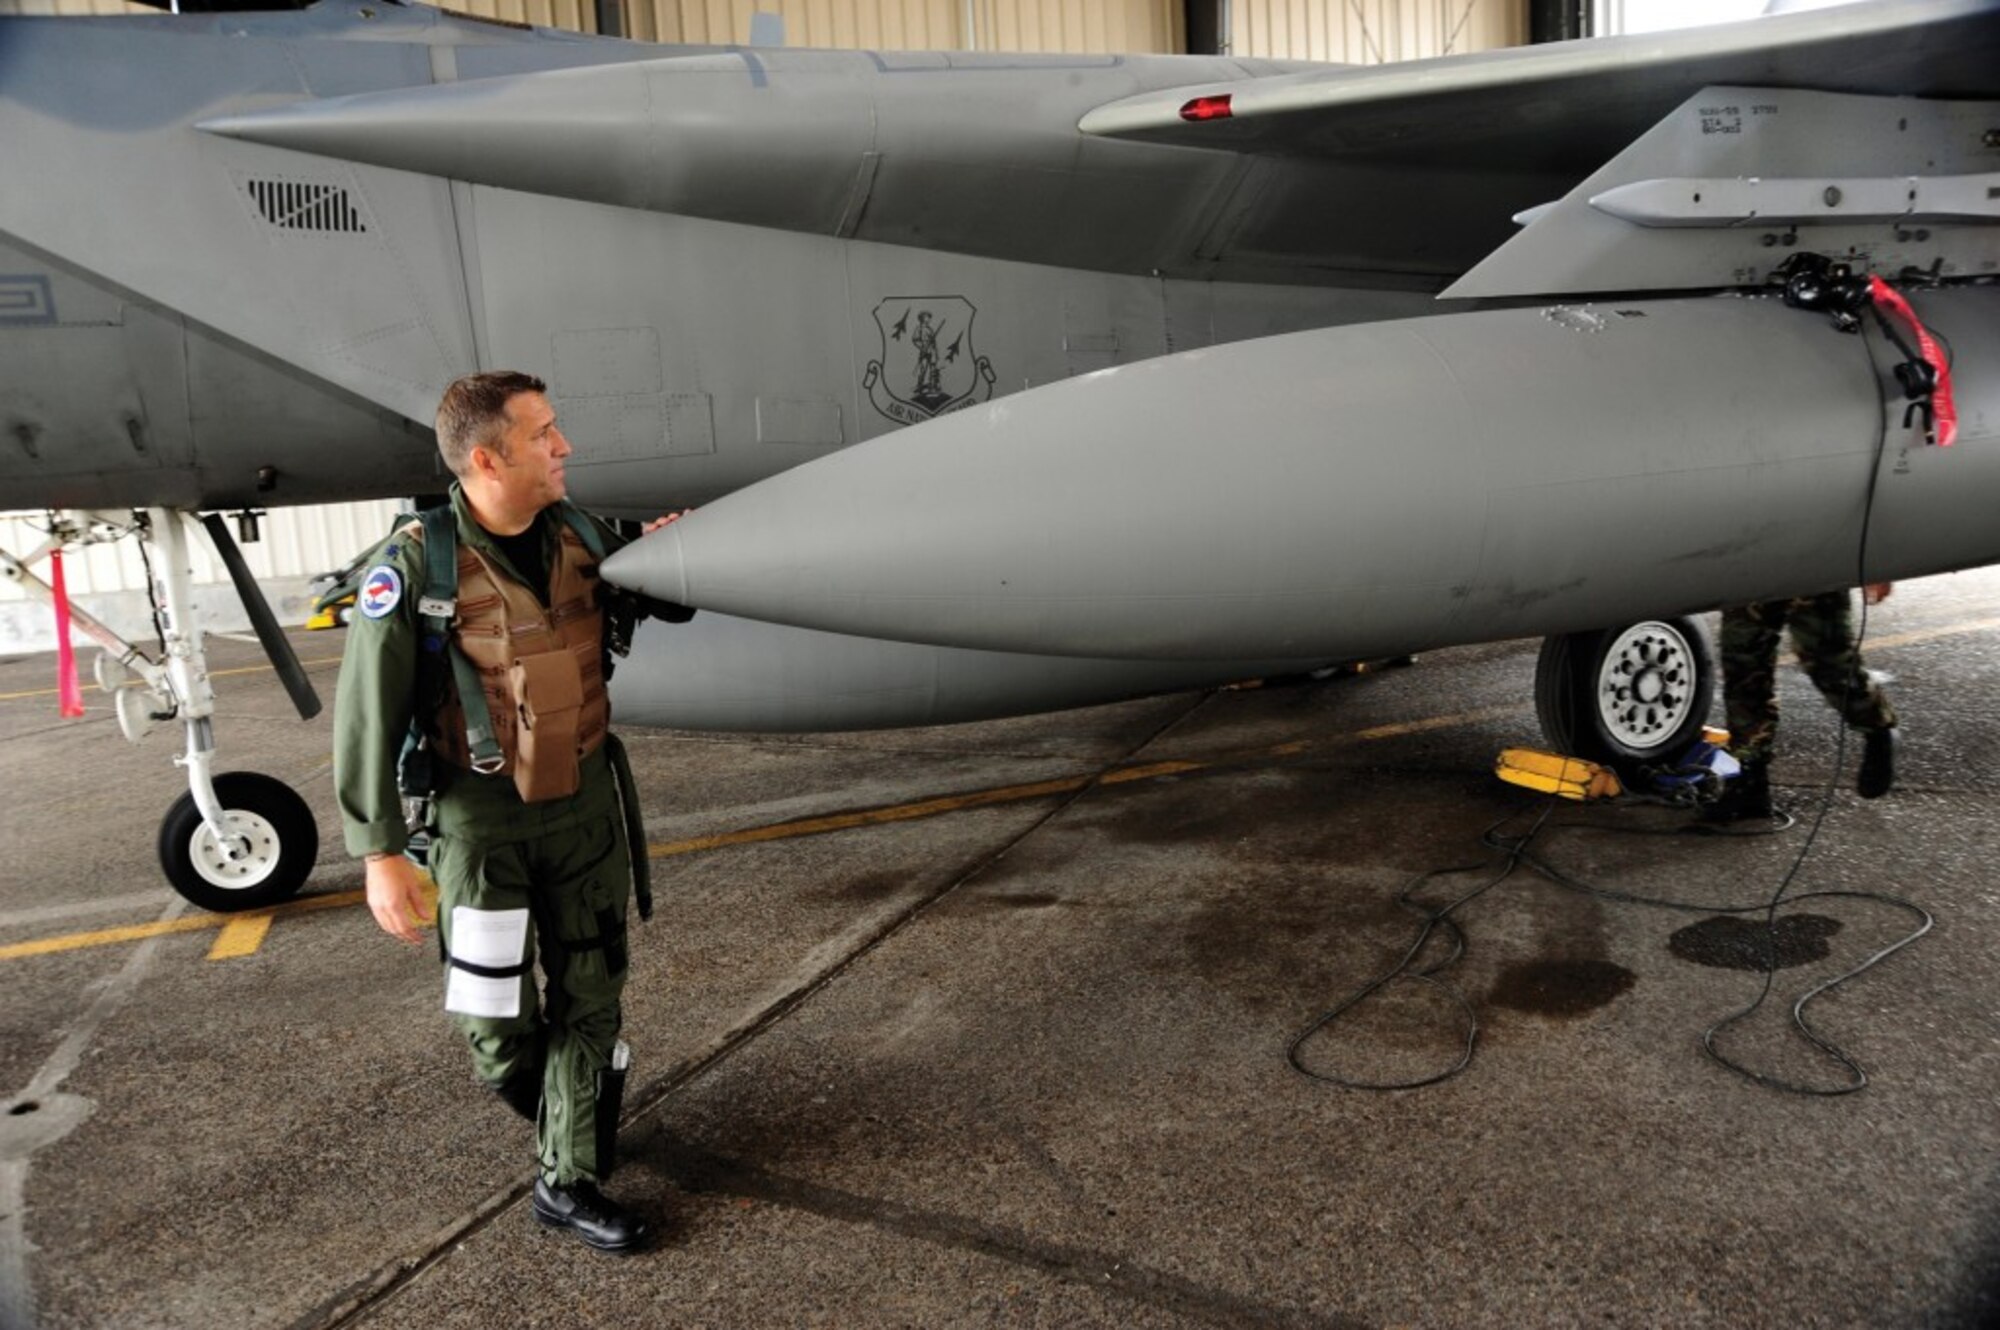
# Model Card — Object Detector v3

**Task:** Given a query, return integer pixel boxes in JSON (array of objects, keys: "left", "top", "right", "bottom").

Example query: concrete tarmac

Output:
[{"left": 2, "top": 570, "right": 1998, "bottom": 1329}]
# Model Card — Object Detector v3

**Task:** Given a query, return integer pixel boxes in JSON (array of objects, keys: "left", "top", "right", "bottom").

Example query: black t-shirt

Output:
[{"left": 486, "top": 519, "right": 549, "bottom": 607}]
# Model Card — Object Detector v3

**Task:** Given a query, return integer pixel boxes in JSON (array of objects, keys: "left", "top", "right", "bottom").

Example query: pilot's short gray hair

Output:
[{"left": 435, "top": 371, "right": 547, "bottom": 478}]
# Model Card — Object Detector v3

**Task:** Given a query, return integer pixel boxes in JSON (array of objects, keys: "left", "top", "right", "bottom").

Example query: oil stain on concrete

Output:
[
  {"left": 1666, "top": 913, "right": 1843, "bottom": 971},
  {"left": 1486, "top": 958, "right": 1636, "bottom": 1017}
]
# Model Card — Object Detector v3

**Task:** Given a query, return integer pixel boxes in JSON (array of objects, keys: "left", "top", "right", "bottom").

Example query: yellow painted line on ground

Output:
[
  {"left": 645, "top": 708, "right": 1514, "bottom": 859},
  {"left": 1098, "top": 759, "right": 1205, "bottom": 785},
  {"left": 205, "top": 913, "right": 275, "bottom": 960},
  {"left": 1351, "top": 704, "right": 1526, "bottom": 743},
  {"left": 0, "top": 888, "right": 362, "bottom": 962},
  {"left": 0, "top": 656, "right": 346, "bottom": 703},
  {"left": 648, "top": 775, "right": 1094, "bottom": 858},
  {"left": 1, "top": 910, "right": 244, "bottom": 960}
]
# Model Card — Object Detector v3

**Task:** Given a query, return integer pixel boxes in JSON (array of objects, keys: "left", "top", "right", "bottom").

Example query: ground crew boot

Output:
[
  {"left": 1857, "top": 726, "right": 1896, "bottom": 799},
  {"left": 532, "top": 1177, "right": 650, "bottom": 1254},
  {"left": 1700, "top": 760, "right": 1773, "bottom": 823}
]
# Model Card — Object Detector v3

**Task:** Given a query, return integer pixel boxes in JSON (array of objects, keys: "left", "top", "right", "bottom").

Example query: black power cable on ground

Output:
[{"left": 1285, "top": 794, "right": 1934, "bottom": 1096}]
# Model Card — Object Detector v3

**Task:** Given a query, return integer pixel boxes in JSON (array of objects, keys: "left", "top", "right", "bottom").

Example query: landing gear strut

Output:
[
  {"left": 1535, "top": 616, "right": 1717, "bottom": 778},
  {"left": 0, "top": 508, "right": 322, "bottom": 912}
]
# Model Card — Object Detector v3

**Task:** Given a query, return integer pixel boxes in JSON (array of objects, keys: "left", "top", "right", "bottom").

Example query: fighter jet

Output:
[{"left": 1, "top": 0, "right": 1995, "bottom": 910}]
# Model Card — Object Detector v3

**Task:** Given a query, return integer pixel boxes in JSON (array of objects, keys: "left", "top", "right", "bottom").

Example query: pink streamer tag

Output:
[{"left": 51, "top": 548, "right": 85, "bottom": 718}]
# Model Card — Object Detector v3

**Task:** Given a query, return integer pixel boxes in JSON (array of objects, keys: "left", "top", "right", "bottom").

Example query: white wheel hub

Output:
[
  {"left": 1593, "top": 621, "right": 1697, "bottom": 752},
  {"left": 187, "top": 810, "right": 282, "bottom": 891}
]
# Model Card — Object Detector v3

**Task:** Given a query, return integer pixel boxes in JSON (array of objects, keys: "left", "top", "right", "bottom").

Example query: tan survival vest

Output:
[{"left": 421, "top": 517, "right": 610, "bottom": 802}]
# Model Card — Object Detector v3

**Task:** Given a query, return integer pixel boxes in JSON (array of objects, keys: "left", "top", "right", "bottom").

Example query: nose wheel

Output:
[{"left": 157, "top": 772, "right": 319, "bottom": 913}]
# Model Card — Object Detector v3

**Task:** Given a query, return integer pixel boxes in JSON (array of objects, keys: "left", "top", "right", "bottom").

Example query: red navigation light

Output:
[{"left": 1179, "top": 95, "right": 1234, "bottom": 122}]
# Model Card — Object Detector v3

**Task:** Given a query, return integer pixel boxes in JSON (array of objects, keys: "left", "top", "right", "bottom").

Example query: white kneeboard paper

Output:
[{"left": 444, "top": 906, "right": 530, "bottom": 1019}]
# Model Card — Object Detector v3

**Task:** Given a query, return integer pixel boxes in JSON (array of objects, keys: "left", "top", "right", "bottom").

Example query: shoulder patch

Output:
[{"left": 358, "top": 565, "right": 404, "bottom": 620}]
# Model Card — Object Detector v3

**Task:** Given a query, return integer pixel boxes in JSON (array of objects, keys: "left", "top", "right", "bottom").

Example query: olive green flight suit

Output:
[{"left": 333, "top": 485, "right": 633, "bottom": 1187}]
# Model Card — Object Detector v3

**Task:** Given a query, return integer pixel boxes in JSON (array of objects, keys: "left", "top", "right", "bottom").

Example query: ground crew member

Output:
[
  {"left": 1704, "top": 585, "right": 1897, "bottom": 822},
  {"left": 333, "top": 370, "right": 682, "bottom": 1254}
]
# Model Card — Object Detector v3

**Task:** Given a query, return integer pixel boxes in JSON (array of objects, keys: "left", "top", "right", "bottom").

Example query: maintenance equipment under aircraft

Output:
[{"left": 0, "top": 0, "right": 1994, "bottom": 909}]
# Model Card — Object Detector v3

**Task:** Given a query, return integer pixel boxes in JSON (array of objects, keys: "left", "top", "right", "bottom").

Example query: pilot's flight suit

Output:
[{"left": 332, "top": 484, "right": 635, "bottom": 1188}]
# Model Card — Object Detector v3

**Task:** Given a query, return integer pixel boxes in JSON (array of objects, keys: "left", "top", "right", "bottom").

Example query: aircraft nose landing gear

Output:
[{"left": 2, "top": 507, "right": 323, "bottom": 912}]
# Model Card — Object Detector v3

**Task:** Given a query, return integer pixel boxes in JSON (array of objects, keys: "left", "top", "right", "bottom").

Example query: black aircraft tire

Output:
[
  {"left": 1534, "top": 617, "right": 1716, "bottom": 779},
  {"left": 157, "top": 772, "right": 319, "bottom": 913}
]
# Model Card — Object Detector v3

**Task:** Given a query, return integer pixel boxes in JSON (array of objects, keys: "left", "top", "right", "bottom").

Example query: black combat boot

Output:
[
  {"left": 1857, "top": 726, "right": 1896, "bottom": 799},
  {"left": 532, "top": 1177, "right": 650, "bottom": 1254},
  {"left": 1700, "top": 760, "right": 1773, "bottom": 823}
]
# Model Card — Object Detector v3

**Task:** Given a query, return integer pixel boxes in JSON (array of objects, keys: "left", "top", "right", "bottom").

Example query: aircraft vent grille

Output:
[{"left": 245, "top": 179, "right": 368, "bottom": 234}]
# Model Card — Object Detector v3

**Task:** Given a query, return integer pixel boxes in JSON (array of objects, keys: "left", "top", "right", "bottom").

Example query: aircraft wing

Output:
[
  {"left": 1072, "top": 0, "right": 2000, "bottom": 285},
  {"left": 1079, "top": 0, "right": 2000, "bottom": 166}
]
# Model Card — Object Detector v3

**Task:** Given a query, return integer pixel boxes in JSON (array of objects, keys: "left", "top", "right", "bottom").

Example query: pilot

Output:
[
  {"left": 1704, "top": 585, "right": 1897, "bottom": 822},
  {"left": 333, "top": 370, "right": 684, "bottom": 1254}
]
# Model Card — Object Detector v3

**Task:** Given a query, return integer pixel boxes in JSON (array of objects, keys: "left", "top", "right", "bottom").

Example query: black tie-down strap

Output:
[
  {"left": 595, "top": 1060, "right": 628, "bottom": 1180},
  {"left": 440, "top": 912, "right": 626, "bottom": 976},
  {"left": 445, "top": 953, "right": 534, "bottom": 980},
  {"left": 561, "top": 909, "right": 629, "bottom": 977}
]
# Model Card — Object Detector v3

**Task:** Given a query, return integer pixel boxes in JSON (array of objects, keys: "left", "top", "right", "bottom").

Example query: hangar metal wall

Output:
[
  {"left": 664, "top": 0, "right": 1524, "bottom": 57},
  {"left": 1, "top": 0, "right": 135, "bottom": 11},
  {"left": 5, "top": 0, "right": 1526, "bottom": 58},
  {"left": 1231, "top": 0, "right": 1523, "bottom": 61},
  {"left": 622, "top": 0, "right": 1181, "bottom": 51},
  {"left": 0, "top": 505, "right": 403, "bottom": 652}
]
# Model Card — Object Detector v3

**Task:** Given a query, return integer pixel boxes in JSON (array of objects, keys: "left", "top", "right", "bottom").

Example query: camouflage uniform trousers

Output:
[{"left": 1719, "top": 591, "right": 1896, "bottom": 767}]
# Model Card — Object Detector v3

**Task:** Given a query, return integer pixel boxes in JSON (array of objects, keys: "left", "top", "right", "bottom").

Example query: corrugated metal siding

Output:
[
  {"left": 971, "top": 0, "right": 1181, "bottom": 54},
  {"left": 629, "top": 0, "right": 941, "bottom": 46},
  {"left": 622, "top": 0, "right": 1179, "bottom": 52},
  {"left": 0, "top": 0, "right": 151, "bottom": 14},
  {"left": 462, "top": 0, "right": 601, "bottom": 31},
  {"left": 1232, "top": 0, "right": 1524, "bottom": 61},
  {"left": 8, "top": 0, "right": 1522, "bottom": 57}
]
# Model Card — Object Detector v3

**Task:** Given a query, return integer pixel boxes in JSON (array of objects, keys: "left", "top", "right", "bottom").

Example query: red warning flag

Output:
[
  {"left": 50, "top": 548, "right": 85, "bottom": 718},
  {"left": 1869, "top": 274, "right": 1958, "bottom": 447}
]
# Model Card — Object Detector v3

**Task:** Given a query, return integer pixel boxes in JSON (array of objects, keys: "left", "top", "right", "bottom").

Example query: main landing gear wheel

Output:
[
  {"left": 157, "top": 772, "right": 318, "bottom": 912},
  {"left": 1535, "top": 617, "right": 1716, "bottom": 779}
]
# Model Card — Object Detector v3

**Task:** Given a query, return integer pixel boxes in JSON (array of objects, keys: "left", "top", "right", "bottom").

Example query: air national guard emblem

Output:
[
  {"left": 863, "top": 296, "right": 997, "bottom": 426},
  {"left": 358, "top": 564, "right": 402, "bottom": 619}
]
